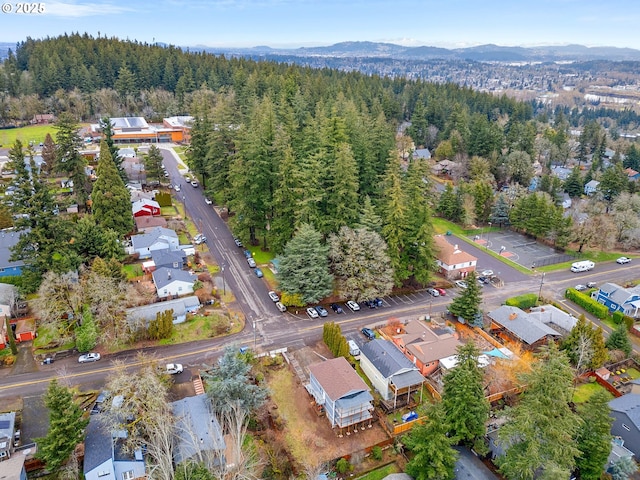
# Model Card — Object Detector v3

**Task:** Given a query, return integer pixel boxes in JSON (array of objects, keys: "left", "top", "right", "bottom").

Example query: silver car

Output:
[{"left": 78, "top": 353, "right": 101, "bottom": 363}]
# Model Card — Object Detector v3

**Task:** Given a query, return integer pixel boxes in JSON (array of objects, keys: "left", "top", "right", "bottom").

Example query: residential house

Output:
[
  {"left": 412, "top": 148, "right": 431, "bottom": 160},
  {"left": 129, "top": 190, "right": 155, "bottom": 203},
  {"left": 307, "top": 356, "right": 374, "bottom": 429},
  {"left": 2, "top": 454, "right": 27, "bottom": 480},
  {"left": 171, "top": 394, "right": 225, "bottom": 467},
  {"left": 135, "top": 215, "right": 167, "bottom": 233},
  {"left": 0, "top": 411, "right": 16, "bottom": 461},
  {"left": 550, "top": 165, "right": 572, "bottom": 181},
  {"left": 432, "top": 159, "right": 456, "bottom": 176},
  {"left": 487, "top": 305, "right": 561, "bottom": 349},
  {"left": 625, "top": 168, "right": 640, "bottom": 182},
  {"left": 584, "top": 179, "right": 600, "bottom": 195},
  {"left": 433, "top": 235, "right": 477, "bottom": 280},
  {"left": 152, "top": 267, "right": 196, "bottom": 299},
  {"left": 126, "top": 296, "right": 201, "bottom": 329},
  {"left": 83, "top": 416, "right": 146, "bottom": 480},
  {"left": 528, "top": 304, "right": 578, "bottom": 333},
  {"left": 592, "top": 283, "right": 640, "bottom": 318},
  {"left": 359, "top": 339, "right": 425, "bottom": 407},
  {"left": 31, "top": 113, "right": 55, "bottom": 124},
  {"left": 390, "top": 319, "right": 461, "bottom": 376},
  {"left": 130, "top": 227, "right": 179, "bottom": 259},
  {"left": 149, "top": 249, "right": 187, "bottom": 270},
  {"left": 608, "top": 393, "right": 640, "bottom": 458},
  {"left": 607, "top": 436, "right": 635, "bottom": 474},
  {"left": 132, "top": 199, "right": 161, "bottom": 217},
  {"left": 0, "top": 231, "right": 26, "bottom": 277}
]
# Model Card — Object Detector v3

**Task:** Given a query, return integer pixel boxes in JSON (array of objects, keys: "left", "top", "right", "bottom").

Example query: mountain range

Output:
[{"left": 196, "top": 41, "right": 640, "bottom": 62}]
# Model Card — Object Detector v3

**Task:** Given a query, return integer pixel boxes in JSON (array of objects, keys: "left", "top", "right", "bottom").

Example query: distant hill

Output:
[
  {"left": 0, "top": 42, "right": 15, "bottom": 60},
  {"left": 198, "top": 41, "right": 640, "bottom": 62}
]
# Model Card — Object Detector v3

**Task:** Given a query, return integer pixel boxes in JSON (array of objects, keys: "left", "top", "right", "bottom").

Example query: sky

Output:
[{"left": 2, "top": 0, "right": 640, "bottom": 50}]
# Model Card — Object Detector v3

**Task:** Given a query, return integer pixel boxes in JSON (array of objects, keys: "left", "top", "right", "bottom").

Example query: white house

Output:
[
  {"left": 130, "top": 227, "right": 179, "bottom": 259},
  {"left": 126, "top": 296, "right": 201, "bottom": 329},
  {"left": 152, "top": 267, "right": 196, "bottom": 299},
  {"left": 584, "top": 179, "right": 600, "bottom": 195}
]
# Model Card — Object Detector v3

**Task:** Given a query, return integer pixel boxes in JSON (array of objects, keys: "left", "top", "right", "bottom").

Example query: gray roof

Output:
[
  {"left": 171, "top": 394, "right": 225, "bottom": 465},
  {"left": 609, "top": 393, "right": 640, "bottom": 430},
  {"left": 0, "top": 411, "right": 16, "bottom": 440},
  {"left": 152, "top": 267, "right": 196, "bottom": 290},
  {"left": 529, "top": 304, "right": 577, "bottom": 332},
  {"left": 585, "top": 179, "right": 600, "bottom": 188},
  {"left": 413, "top": 148, "right": 431, "bottom": 159},
  {"left": 150, "top": 249, "right": 186, "bottom": 269},
  {"left": 131, "top": 227, "right": 177, "bottom": 250},
  {"left": 0, "top": 230, "right": 26, "bottom": 268},
  {"left": 126, "top": 296, "right": 201, "bottom": 327},
  {"left": 598, "top": 282, "right": 640, "bottom": 307},
  {"left": 361, "top": 339, "right": 420, "bottom": 378},
  {"left": 488, "top": 305, "right": 561, "bottom": 345},
  {"left": 83, "top": 416, "right": 113, "bottom": 474}
]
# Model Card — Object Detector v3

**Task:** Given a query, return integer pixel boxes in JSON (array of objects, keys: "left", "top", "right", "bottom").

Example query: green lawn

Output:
[
  {"left": 355, "top": 463, "right": 400, "bottom": 480},
  {"left": 248, "top": 246, "right": 275, "bottom": 264},
  {"left": 158, "top": 311, "right": 243, "bottom": 345},
  {"left": 123, "top": 264, "right": 144, "bottom": 280},
  {"left": 627, "top": 367, "right": 640, "bottom": 379},
  {"left": 572, "top": 381, "right": 614, "bottom": 403},
  {"left": 0, "top": 124, "right": 61, "bottom": 148}
]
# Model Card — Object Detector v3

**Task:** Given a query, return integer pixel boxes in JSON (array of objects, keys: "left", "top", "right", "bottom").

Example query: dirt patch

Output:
[{"left": 265, "top": 346, "right": 389, "bottom": 468}]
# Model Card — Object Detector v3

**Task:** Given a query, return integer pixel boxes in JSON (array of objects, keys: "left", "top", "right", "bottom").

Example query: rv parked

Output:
[{"left": 570, "top": 260, "right": 595, "bottom": 273}]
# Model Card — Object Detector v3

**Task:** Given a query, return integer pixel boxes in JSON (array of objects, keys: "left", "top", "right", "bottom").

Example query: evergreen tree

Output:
[
  {"left": 497, "top": 342, "right": 581, "bottom": 480},
  {"left": 143, "top": 144, "right": 165, "bottom": 185},
  {"left": 40, "top": 132, "right": 56, "bottom": 175},
  {"left": 36, "top": 379, "right": 89, "bottom": 472},
  {"left": 575, "top": 391, "right": 612, "bottom": 480},
  {"left": 99, "top": 117, "right": 125, "bottom": 181},
  {"left": 600, "top": 163, "right": 629, "bottom": 201},
  {"left": 277, "top": 223, "right": 333, "bottom": 304},
  {"left": 5, "top": 316, "right": 17, "bottom": 355},
  {"left": 55, "top": 112, "right": 88, "bottom": 206},
  {"left": 187, "top": 113, "right": 212, "bottom": 188},
  {"left": 442, "top": 342, "right": 489, "bottom": 446},
  {"left": 381, "top": 155, "right": 409, "bottom": 285},
  {"left": 605, "top": 324, "right": 632, "bottom": 357},
  {"left": 356, "top": 195, "right": 382, "bottom": 233},
  {"left": 489, "top": 193, "right": 510, "bottom": 227},
  {"left": 92, "top": 141, "right": 134, "bottom": 236},
  {"left": 448, "top": 271, "right": 482, "bottom": 324},
  {"left": 437, "top": 183, "right": 462, "bottom": 222},
  {"left": 327, "top": 143, "right": 360, "bottom": 230},
  {"left": 404, "top": 402, "right": 458, "bottom": 480}
]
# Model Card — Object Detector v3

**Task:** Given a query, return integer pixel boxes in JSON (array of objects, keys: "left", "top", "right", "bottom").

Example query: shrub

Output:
[
  {"left": 505, "top": 293, "right": 538, "bottom": 309},
  {"left": 612, "top": 311, "right": 624, "bottom": 325},
  {"left": 336, "top": 458, "right": 352, "bottom": 474},
  {"left": 371, "top": 446, "right": 383, "bottom": 461},
  {"left": 565, "top": 288, "right": 609, "bottom": 319}
]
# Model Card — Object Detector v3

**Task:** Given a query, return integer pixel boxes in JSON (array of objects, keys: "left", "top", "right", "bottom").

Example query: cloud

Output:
[{"left": 44, "top": 1, "right": 134, "bottom": 17}]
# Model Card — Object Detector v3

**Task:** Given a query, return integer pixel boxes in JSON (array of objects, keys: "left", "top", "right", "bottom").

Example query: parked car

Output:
[
  {"left": 330, "top": 303, "right": 343, "bottom": 314},
  {"left": 455, "top": 280, "right": 468, "bottom": 289},
  {"left": 78, "top": 352, "right": 101, "bottom": 363},
  {"left": 306, "top": 307, "right": 319, "bottom": 319},
  {"left": 361, "top": 327, "right": 376, "bottom": 340},
  {"left": 435, "top": 288, "right": 446, "bottom": 296},
  {"left": 315, "top": 305, "right": 328, "bottom": 317},
  {"left": 190, "top": 180, "right": 199, "bottom": 188},
  {"left": 41, "top": 357, "right": 54, "bottom": 365},
  {"left": 247, "top": 257, "right": 256, "bottom": 268},
  {"left": 478, "top": 276, "right": 490, "bottom": 284},
  {"left": 374, "top": 298, "right": 384, "bottom": 307},
  {"left": 574, "top": 284, "right": 587, "bottom": 291},
  {"left": 194, "top": 233, "right": 206, "bottom": 244},
  {"left": 587, "top": 282, "right": 597, "bottom": 288},
  {"left": 234, "top": 237, "right": 243, "bottom": 247},
  {"left": 363, "top": 300, "right": 377, "bottom": 309},
  {"left": 174, "top": 184, "right": 181, "bottom": 192},
  {"left": 243, "top": 249, "right": 252, "bottom": 259},
  {"left": 165, "top": 363, "right": 183, "bottom": 375},
  {"left": 268, "top": 291, "right": 280, "bottom": 302},
  {"left": 481, "top": 269, "right": 494, "bottom": 277},
  {"left": 205, "top": 198, "right": 213, "bottom": 205},
  {"left": 275, "top": 302, "right": 287, "bottom": 312},
  {"left": 254, "top": 267, "right": 264, "bottom": 278},
  {"left": 427, "top": 288, "right": 440, "bottom": 297},
  {"left": 617, "top": 256, "right": 631, "bottom": 264},
  {"left": 346, "top": 300, "right": 360, "bottom": 312}
]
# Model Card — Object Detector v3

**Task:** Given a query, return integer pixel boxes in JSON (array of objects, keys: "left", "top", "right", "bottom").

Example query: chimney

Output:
[
  {"left": 509, "top": 312, "right": 517, "bottom": 320},
  {"left": 167, "top": 270, "right": 172, "bottom": 279}
]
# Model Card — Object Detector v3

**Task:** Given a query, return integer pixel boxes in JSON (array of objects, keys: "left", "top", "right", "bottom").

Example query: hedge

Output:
[
  {"left": 564, "top": 288, "right": 609, "bottom": 319},
  {"left": 505, "top": 293, "right": 538, "bottom": 310}
]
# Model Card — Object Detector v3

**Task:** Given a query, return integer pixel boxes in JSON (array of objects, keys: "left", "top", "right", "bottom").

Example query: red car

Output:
[{"left": 435, "top": 288, "right": 446, "bottom": 296}]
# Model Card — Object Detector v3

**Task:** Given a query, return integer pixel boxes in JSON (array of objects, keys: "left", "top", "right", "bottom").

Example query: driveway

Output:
[
  {"left": 10, "top": 342, "right": 39, "bottom": 375},
  {"left": 454, "top": 446, "right": 500, "bottom": 480}
]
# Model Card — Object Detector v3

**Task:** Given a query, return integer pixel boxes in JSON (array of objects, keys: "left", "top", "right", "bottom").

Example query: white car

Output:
[
  {"left": 194, "top": 234, "right": 206, "bottom": 244},
  {"left": 616, "top": 257, "right": 631, "bottom": 264},
  {"left": 346, "top": 300, "right": 360, "bottom": 312},
  {"left": 275, "top": 302, "right": 287, "bottom": 312},
  {"left": 574, "top": 284, "right": 587, "bottom": 291},
  {"left": 174, "top": 184, "right": 181, "bottom": 192},
  {"left": 268, "top": 291, "right": 280, "bottom": 302},
  {"left": 481, "top": 270, "right": 494, "bottom": 277},
  {"left": 247, "top": 257, "right": 256, "bottom": 268},
  {"left": 165, "top": 363, "right": 183, "bottom": 375},
  {"left": 427, "top": 288, "right": 440, "bottom": 297},
  {"left": 191, "top": 180, "right": 199, "bottom": 188},
  {"left": 455, "top": 280, "right": 468, "bottom": 289},
  {"left": 205, "top": 198, "right": 213, "bottom": 205},
  {"left": 306, "top": 307, "right": 319, "bottom": 319},
  {"left": 78, "top": 353, "right": 101, "bottom": 363}
]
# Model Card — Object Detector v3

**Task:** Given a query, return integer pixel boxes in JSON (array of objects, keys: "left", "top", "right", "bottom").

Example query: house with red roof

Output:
[{"left": 433, "top": 235, "right": 477, "bottom": 280}]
